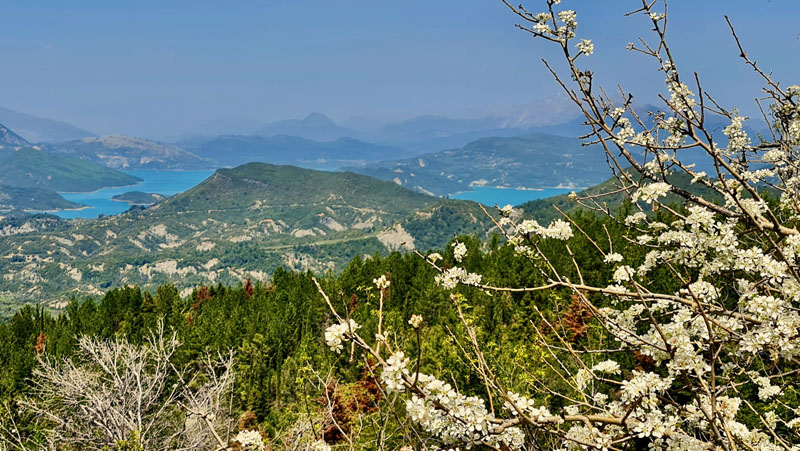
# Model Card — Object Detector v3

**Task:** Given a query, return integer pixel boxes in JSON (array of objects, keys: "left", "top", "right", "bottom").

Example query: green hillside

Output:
[
  {"left": 160, "top": 162, "right": 434, "bottom": 214},
  {"left": 0, "top": 148, "right": 141, "bottom": 192},
  {"left": 0, "top": 185, "right": 83, "bottom": 211},
  {"left": 111, "top": 191, "right": 165, "bottom": 205},
  {"left": 0, "top": 163, "right": 495, "bottom": 307},
  {"left": 347, "top": 133, "right": 611, "bottom": 196},
  {"left": 520, "top": 169, "right": 725, "bottom": 223}
]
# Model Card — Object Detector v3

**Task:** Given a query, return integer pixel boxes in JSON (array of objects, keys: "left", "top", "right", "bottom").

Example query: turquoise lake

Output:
[
  {"left": 49, "top": 173, "right": 573, "bottom": 219},
  {"left": 55, "top": 170, "right": 214, "bottom": 219},
  {"left": 451, "top": 186, "right": 574, "bottom": 207}
]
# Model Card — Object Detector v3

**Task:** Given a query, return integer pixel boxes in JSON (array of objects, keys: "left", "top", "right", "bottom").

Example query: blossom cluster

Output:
[
  {"left": 324, "top": 319, "right": 361, "bottom": 353},
  {"left": 383, "top": 352, "right": 527, "bottom": 449},
  {"left": 232, "top": 430, "right": 265, "bottom": 451},
  {"left": 452, "top": 241, "right": 468, "bottom": 263},
  {"left": 434, "top": 266, "right": 482, "bottom": 290},
  {"left": 373, "top": 274, "right": 390, "bottom": 290}
]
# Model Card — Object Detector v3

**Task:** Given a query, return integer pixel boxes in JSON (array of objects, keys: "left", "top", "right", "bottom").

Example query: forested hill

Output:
[
  {"left": 0, "top": 147, "right": 141, "bottom": 192},
  {"left": 157, "top": 162, "right": 434, "bottom": 213},
  {"left": 347, "top": 133, "right": 611, "bottom": 196},
  {"left": 519, "top": 168, "right": 727, "bottom": 223},
  {"left": 0, "top": 162, "right": 495, "bottom": 309}
]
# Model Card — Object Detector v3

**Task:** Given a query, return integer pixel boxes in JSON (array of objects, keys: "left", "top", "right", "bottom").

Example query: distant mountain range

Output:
[
  {"left": 0, "top": 162, "right": 495, "bottom": 304},
  {"left": 49, "top": 135, "right": 213, "bottom": 170},
  {"left": 184, "top": 134, "right": 413, "bottom": 168},
  {"left": 175, "top": 96, "right": 583, "bottom": 153},
  {"left": 347, "top": 134, "right": 611, "bottom": 196},
  {"left": 0, "top": 105, "right": 96, "bottom": 143},
  {"left": 4, "top": 99, "right": 763, "bottom": 207}
]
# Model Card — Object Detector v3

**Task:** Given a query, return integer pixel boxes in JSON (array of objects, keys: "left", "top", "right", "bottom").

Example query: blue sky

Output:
[{"left": 0, "top": 0, "right": 797, "bottom": 138}]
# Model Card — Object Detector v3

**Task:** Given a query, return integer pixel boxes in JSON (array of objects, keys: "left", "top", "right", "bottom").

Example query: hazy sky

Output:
[{"left": 0, "top": 0, "right": 797, "bottom": 138}]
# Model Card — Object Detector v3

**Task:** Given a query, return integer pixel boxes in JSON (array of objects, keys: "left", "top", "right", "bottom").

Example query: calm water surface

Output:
[
  {"left": 54, "top": 170, "right": 214, "bottom": 219},
  {"left": 451, "top": 186, "right": 574, "bottom": 207}
]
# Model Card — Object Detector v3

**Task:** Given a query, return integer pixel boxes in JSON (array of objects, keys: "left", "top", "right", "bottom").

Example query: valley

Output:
[
  {"left": 0, "top": 103, "right": 618, "bottom": 313},
  {"left": 0, "top": 163, "right": 496, "bottom": 308}
]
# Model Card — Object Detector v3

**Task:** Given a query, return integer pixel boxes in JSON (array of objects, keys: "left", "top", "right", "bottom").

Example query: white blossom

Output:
[
  {"left": 324, "top": 319, "right": 361, "bottom": 353},
  {"left": 373, "top": 274, "right": 390, "bottom": 290},
  {"left": 310, "top": 440, "right": 331, "bottom": 451},
  {"left": 232, "top": 430, "right": 265, "bottom": 451},
  {"left": 576, "top": 39, "right": 594, "bottom": 55},
  {"left": 453, "top": 241, "right": 468, "bottom": 263},
  {"left": 633, "top": 182, "right": 671, "bottom": 204}
]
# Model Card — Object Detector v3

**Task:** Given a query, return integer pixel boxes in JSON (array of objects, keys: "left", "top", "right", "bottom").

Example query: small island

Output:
[{"left": 111, "top": 191, "right": 165, "bottom": 206}]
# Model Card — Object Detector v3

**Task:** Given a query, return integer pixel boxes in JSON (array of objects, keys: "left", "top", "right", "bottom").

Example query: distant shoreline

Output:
[
  {"left": 110, "top": 198, "right": 155, "bottom": 206},
  {"left": 23, "top": 205, "right": 91, "bottom": 213},
  {"left": 57, "top": 181, "right": 141, "bottom": 195},
  {"left": 451, "top": 185, "right": 581, "bottom": 197}
]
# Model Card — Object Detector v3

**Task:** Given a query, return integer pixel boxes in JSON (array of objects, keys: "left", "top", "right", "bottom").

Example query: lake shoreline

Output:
[
  {"left": 23, "top": 205, "right": 91, "bottom": 214},
  {"left": 452, "top": 184, "right": 584, "bottom": 196},
  {"left": 50, "top": 170, "right": 214, "bottom": 219},
  {"left": 57, "top": 181, "right": 142, "bottom": 195},
  {"left": 451, "top": 186, "right": 576, "bottom": 207}
]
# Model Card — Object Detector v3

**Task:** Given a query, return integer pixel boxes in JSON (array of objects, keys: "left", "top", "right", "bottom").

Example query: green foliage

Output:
[
  {"left": 0, "top": 184, "right": 82, "bottom": 211},
  {"left": 110, "top": 191, "right": 164, "bottom": 206},
  {"left": 519, "top": 167, "right": 727, "bottom": 223},
  {"left": 0, "top": 147, "right": 141, "bottom": 193},
  {"left": 0, "top": 207, "right": 651, "bottom": 447}
]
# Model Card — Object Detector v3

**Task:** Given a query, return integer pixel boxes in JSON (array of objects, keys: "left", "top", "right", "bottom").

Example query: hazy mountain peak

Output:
[
  {"left": 179, "top": 117, "right": 268, "bottom": 139},
  {"left": 256, "top": 112, "right": 354, "bottom": 141},
  {"left": 303, "top": 112, "right": 334, "bottom": 124},
  {"left": 476, "top": 95, "right": 581, "bottom": 128},
  {"left": 0, "top": 105, "right": 95, "bottom": 143}
]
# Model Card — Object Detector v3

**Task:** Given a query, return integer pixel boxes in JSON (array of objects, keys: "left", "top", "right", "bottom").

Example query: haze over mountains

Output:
[
  {"left": 0, "top": 96, "right": 606, "bottom": 216},
  {"left": 51, "top": 135, "right": 213, "bottom": 170},
  {"left": 0, "top": 95, "right": 610, "bottom": 221},
  {"left": 174, "top": 96, "right": 580, "bottom": 140},
  {"left": 184, "top": 135, "right": 413, "bottom": 169},
  {"left": 348, "top": 134, "right": 609, "bottom": 196},
  {"left": 0, "top": 106, "right": 96, "bottom": 143},
  {"left": 174, "top": 97, "right": 584, "bottom": 154}
]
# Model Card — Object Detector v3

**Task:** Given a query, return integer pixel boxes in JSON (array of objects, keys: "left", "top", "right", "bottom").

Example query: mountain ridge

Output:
[
  {"left": 0, "top": 106, "right": 96, "bottom": 143},
  {"left": 186, "top": 134, "right": 413, "bottom": 168},
  {"left": 347, "top": 133, "right": 612, "bottom": 196},
  {"left": 50, "top": 135, "right": 213, "bottom": 170}
]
